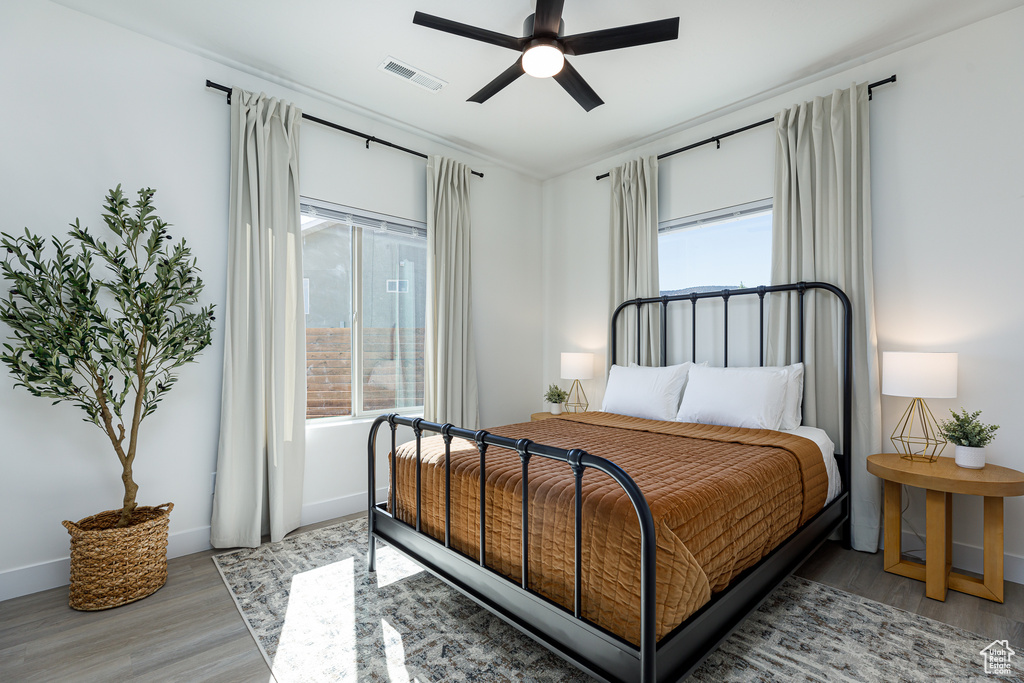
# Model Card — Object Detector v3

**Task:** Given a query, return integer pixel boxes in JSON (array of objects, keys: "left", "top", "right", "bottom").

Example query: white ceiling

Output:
[{"left": 52, "top": 0, "right": 1024, "bottom": 179}]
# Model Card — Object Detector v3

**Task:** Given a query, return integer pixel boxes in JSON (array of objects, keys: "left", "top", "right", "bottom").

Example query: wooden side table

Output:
[
  {"left": 867, "top": 453, "right": 1024, "bottom": 603},
  {"left": 530, "top": 412, "right": 563, "bottom": 422}
]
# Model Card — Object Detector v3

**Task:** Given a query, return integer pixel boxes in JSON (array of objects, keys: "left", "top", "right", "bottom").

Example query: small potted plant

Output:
[
  {"left": 1, "top": 185, "right": 214, "bottom": 610},
  {"left": 544, "top": 384, "right": 568, "bottom": 415},
  {"left": 939, "top": 408, "right": 1000, "bottom": 469}
]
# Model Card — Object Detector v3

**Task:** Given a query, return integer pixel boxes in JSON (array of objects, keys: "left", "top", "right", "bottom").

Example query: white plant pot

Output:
[
  {"left": 954, "top": 445, "right": 986, "bottom": 469},
  {"left": 550, "top": 403, "right": 562, "bottom": 415}
]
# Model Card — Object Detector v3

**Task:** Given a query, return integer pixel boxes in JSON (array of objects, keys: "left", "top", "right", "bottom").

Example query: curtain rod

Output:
[
  {"left": 205, "top": 80, "right": 484, "bottom": 179},
  {"left": 595, "top": 74, "right": 896, "bottom": 181}
]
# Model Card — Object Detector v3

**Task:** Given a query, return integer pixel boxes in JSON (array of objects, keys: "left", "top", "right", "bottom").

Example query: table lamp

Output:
[
  {"left": 882, "top": 351, "right": 958, "bottom": 462},
  {"left": 561, "top": 352, "right": 593, "bottom": 413}
]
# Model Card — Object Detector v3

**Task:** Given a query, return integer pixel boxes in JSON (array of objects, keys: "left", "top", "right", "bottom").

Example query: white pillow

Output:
[
  {"left": 675, "top": 365, "right": 789, "bottom": 430},
  {"left": 745, "top": 363, "right": 804, "bottom": 430},
  {"left": 601, "top": 362, "right": 693, "bottom": 422}
]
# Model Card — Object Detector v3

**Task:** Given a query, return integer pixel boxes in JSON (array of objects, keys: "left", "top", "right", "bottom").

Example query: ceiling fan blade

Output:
[
  {"left": 552, "top": 60, "right": 603, "bottom": 112},
  {"left": 533, "top": 0, "right": 565, "bottom": 37},
  {"left": 562, "top": 17, "right": 680, "bottom": 56},
  {"left": 413, "top": 11, "right": 525, "bottom": 51},
  {"left": 468, "top": 58, "right": 526, "bottom": 104}
]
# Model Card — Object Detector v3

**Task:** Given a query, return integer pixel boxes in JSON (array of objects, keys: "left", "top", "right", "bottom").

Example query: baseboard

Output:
[
  {"left": 0, "top": 524, "right": 216, "bottom": 603},
  {"left": 1, "top": 491, "right": 389, "bottom": 603},
  {"left": 168, "top": 524, "right": 215, "bottom": 558},
  {"left": 300, "top": 487, "right": 388, "bottom": 527},
  {"left": 0, "top": 557, "right": 71, "bottom": 603},
  {"left": 885, "top": 530, "right": 1024, "bottom": 585}
]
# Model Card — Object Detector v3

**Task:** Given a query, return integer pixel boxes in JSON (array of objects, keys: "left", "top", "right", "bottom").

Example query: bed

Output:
[{"left": 367, "top": 281, "right": 852, "bottom": 682}]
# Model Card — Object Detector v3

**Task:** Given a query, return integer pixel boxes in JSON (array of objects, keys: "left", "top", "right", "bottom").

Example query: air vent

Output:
[{"left": 378, "top": 56, "right": 447, "bottom": 93}]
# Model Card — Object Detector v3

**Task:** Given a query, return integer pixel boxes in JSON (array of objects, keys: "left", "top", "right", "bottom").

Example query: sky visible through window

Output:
[{"left": 658, "top": 210, "right": 771, "bottom": 294}]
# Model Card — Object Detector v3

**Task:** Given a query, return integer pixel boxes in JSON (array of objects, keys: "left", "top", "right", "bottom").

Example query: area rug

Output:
[{"left": 214, "top": 517, "right": 1012, "bottom": 682}]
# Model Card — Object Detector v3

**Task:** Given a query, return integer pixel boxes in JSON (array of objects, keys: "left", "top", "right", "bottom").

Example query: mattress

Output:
[
  {"left": 782, "top": 425, "right": 840, "bottom": 504},
  {"left": 389, "top": 412, "right": 828, "bottom": 645}
]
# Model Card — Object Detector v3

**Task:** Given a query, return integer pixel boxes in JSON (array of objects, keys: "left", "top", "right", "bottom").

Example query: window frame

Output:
[{"left": 301, "top": 196, "right": 427, "bottom": 423}]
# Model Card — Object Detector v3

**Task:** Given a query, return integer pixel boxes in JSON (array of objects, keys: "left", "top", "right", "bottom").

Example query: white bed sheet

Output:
[{"left": 781, "top": 425, "right": 841, "bottom": 505}]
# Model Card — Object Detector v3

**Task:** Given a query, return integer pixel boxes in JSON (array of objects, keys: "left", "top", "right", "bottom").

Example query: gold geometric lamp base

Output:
[
  {"left": 565, "top": 379, "right": 589, "bottom": 413},
  {"left": 560, "top": 352, "right": 594, "bottom": 414},
  {"left": 891, "top": 397, "right": 947, "bottom": 463}
]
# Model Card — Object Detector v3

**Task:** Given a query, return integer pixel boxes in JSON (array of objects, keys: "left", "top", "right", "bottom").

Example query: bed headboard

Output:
[{"left": 609, "top": 281, "right": 852, "bottom": 493}]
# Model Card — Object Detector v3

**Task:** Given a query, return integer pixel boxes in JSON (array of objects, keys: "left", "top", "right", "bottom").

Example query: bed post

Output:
[
  {"left": 757, "top": 286, "right": 767, "bottom": 367},
  {"left": 367, "top": 414, "right": 389, "bottom": 572},
  {"left": 593, "top": 456, "right": 657, "bottom": 683},
  {"left": 841, "top": 288, "right": 854, "bottom": 548},
  {"left": 442, "top": 423, "right": 454, "bottom": 549}
]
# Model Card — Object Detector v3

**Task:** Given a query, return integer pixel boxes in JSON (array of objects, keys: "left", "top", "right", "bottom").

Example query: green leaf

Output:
[{"left": 0, "top": 185, "right": 215, "bottom": 479}]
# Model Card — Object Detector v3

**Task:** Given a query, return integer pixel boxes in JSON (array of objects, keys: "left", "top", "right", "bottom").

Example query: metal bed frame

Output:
[{"left": 367, "top": 281, "right": 852, "bottom": 683}]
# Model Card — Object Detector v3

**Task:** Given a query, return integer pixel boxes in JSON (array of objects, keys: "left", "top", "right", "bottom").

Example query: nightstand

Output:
[
  {"left": 530, "top": 412, "right": 563, "bottom": 422},
  {"left": 867, "top": 453, "right": 1024, "bottom": 602}
]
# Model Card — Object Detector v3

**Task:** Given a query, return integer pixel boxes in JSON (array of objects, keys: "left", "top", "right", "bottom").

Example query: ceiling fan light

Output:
[{"left": 523, "top": 42, "right": 564, "bottom": 78}]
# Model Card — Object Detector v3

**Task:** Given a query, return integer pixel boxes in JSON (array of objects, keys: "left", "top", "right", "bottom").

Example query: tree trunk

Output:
[
  {"left": 118, "top": 466, "right": 139, "bottom": 527},
  {"left": 116, "top": 330, "right": 147, "bottom": 528}
]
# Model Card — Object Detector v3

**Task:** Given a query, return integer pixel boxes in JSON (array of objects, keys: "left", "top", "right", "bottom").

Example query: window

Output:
[
  {"left": 658, "top": 199, "right": 772, "bottom": 295},
  {"left": 301, "top": 198, "right": 426, "bottom": 419}
]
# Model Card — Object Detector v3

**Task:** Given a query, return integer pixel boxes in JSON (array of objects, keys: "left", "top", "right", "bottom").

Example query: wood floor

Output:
[{"left": 2, "top": 517, "right": 1021, "bottom": 682}]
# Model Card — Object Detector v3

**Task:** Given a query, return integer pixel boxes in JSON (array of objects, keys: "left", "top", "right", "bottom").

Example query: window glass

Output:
[
  {"left": 658, "top": 200, "right": 772, "bottom": 295},
  {"left": 303, "top": 217, "right": 354, "bottom": 418},
  {"left": 361, "top": 229, "right": 426, "bottom": 413},
  {"left": 301, "top": 200, "right": 426, "bottom": 419}
]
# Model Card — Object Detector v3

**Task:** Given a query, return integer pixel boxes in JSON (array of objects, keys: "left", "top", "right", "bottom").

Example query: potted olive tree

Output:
[
  {"left": 939, "top": 408, "right": 1000, "bottom": 469},
  {"left": 0, "top": 186, "right": 214, "bottom": 610}
]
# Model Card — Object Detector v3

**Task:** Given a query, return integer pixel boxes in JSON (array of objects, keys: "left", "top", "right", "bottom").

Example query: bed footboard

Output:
[{"left": 367, "top": 414, "right": 658, "bottom": 683}]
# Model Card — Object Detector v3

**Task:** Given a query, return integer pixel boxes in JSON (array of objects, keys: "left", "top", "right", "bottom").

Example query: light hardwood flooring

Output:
[
  {"left": 2, "top": 517, "right": 1021, "bottom": 682},
  {"left": 794, "top": 541, "right": 1024, "bottom": 646}
]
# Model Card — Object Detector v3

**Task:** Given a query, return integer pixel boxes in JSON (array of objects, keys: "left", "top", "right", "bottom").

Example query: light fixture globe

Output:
[{"left": 522, "top": 39, "right": 564, "bottom": 78}]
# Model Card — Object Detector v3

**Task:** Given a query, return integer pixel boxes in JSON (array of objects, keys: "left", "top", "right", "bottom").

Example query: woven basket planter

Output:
[{"left": 62, "top": 502, "right": 173, "bottom": 611}]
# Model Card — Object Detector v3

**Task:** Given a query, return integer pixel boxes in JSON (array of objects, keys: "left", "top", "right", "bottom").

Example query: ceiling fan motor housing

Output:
[{"left": 523, "top": 13, "right": 565, "bottom": 38}]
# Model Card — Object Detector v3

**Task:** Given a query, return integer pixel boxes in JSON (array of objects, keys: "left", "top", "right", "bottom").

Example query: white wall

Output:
[
  {"left": 0, "top": 0, "right": 542, "bottom": 600},
  {"left": 542, "top": 7, "right": 1024, "bottom": 577}
]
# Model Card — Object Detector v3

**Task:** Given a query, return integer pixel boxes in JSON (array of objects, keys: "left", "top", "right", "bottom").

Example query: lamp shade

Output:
[
  {"left": 882, "top": 352, "right": 958, "bottom": 398},
  {"left": 560, "top": 352, "right": 594, "bottom": 381}
]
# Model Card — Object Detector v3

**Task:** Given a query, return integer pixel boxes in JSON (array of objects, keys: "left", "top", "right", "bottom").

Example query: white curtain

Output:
[
  {"left": 211, "top": 88, "right": 306, "bottom": 548},
  {"left": 610, "top": 156, "right": 660, "bottom": 366},
  {"left": 424, "top": 156, "right": 479, "bottom": 428},
  {"left": 767, "top": 82, "right": 882, "bottom": 553}
]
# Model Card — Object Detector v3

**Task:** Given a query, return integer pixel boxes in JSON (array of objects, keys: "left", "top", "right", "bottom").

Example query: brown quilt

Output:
[{"left": 389, "top": 412, "right": 827, "bottom": 645}]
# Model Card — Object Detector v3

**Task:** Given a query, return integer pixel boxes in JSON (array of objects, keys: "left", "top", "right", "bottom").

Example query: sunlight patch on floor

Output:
[
  {"left": 375, "top": 545, "right": 425, "bottom": 588},
  {"left": 382, "top": 618, "right": 418, "bottom": 682},
  {"left": 273, "top": 557, "right": 356, "bottom": 680}
]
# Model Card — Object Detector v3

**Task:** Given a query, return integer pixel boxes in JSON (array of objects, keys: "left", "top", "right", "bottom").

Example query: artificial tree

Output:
[{"left": 1, "top": 186, "right": 214, "bottom": 528}]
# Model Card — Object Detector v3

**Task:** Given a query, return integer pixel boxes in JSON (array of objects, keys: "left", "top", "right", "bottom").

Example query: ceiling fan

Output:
[{"left": 412, "top": 1, "right": 680, "bottom": 112}]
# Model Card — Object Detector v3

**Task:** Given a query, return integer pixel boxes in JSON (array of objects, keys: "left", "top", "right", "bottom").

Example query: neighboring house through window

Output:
[
  {"left": 658, "top": 198, "right": 772, "bottom": 294},
  {"left": 301, "top": 197, "right": 426, "bottom": 419}
]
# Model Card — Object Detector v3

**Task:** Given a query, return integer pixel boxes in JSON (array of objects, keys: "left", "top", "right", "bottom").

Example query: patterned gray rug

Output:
[{"left": 213, "top": 517, "right": 1010, "bottom": 682}]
